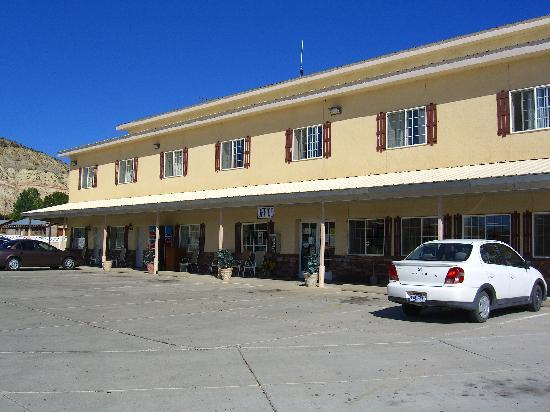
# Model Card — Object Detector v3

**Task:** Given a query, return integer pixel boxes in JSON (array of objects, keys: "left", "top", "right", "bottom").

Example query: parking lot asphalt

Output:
[{"left": 0, "top": 268, "right": 549, "bottom": 411}]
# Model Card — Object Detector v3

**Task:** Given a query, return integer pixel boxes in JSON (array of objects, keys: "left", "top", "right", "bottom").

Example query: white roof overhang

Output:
[{"left": 23, "top": 158, "right": 550, "bottom": 219}]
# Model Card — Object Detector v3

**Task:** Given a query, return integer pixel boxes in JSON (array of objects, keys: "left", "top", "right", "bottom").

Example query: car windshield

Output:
[{"left": 406, "top": 243, "right": 473, "bottom": 262}]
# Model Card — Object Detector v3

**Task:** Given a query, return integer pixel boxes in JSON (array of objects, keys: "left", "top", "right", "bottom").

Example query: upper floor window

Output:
[
  {"left": 221, "top": 138, "right": 244, "bottom": 170},
  {"left": 534, "top": 213, "right": 550, "bottom": 258},
  {"left": 118, "top": 158, "right": 135, "bottom": 184},
  {"left": 293, "top": 125, "right": 323, "bottom": 160},
  {"left": 387, "top": 107, "right": 426, "bottom": 148},
  {"left": 511, "top": 85, "right": 550, "bottom": 132},
  {"left": 401, "top": 217, "right": 438, "bottom": 256},
  {"left": 348, "top": 218, "right": 385, "bottom": 255},
  {"left": 164, "top": 150, "right": 183, "bottom": 178},
  {"left": 463, "top": 214, "right": 510, "bottom": 245},
  {"left": 80, "top": 166, "right": 97, "bottom": 189}
]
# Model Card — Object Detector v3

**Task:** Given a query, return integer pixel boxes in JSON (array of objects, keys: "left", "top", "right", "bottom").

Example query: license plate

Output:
[{"left": 408, "top": 294, "right": 427, "bottom": 303}]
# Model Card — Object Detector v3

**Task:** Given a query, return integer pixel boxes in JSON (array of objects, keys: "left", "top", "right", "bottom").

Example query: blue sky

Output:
[{"left": 1, "top": 1, "right": 548, "bottom": 158}]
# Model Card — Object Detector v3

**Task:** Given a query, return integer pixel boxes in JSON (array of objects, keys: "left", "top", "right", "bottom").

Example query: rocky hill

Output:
[{"left": 0, "top": 138, "right": 68, "bottom": 217}]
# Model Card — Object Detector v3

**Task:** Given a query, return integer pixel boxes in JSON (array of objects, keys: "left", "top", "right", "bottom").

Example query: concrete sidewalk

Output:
[{"left": 79, "top": 265, "right": 388, "bottom": 296}]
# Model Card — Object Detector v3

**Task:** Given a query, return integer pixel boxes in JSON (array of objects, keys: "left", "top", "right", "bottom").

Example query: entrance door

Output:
[{"left": 300, "top": 222, "right": 318, "bottom": 278}]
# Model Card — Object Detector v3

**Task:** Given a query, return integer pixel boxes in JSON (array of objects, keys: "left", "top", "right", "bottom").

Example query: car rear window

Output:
[{"left": 406, "top": 243, "right": 473, "bottom": 262}]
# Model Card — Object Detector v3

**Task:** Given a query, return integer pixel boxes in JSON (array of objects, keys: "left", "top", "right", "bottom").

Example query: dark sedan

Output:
[{"left": 0, "top": 239, "right": 82, "bottom": 271}]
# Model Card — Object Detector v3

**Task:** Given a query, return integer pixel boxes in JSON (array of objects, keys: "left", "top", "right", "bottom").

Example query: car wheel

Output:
[
  {"left": 402, "top": 303, "right": 422, "bottom": 317},
  {"left": 528, "top": 284, "right": 543, "bottom": 312},
  {"left": 470, "top": 291, "right": 491, "bottom": 323},
  {"left": 6, "top": 258, "right": 21, "bottom": 271},
  {"left": 62, "top": 257, "right": 76, "bottom": 270}
]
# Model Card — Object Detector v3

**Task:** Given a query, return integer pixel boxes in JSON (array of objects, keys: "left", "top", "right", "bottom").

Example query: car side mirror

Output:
[{"left": 524, "top": 260, "right": 532, "bottom": 269}]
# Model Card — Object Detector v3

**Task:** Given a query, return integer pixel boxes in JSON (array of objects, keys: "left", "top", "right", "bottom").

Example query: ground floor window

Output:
[
  {"left": 348, "top": 219, "right": 385, "bottom": 255},
  {"left": 243, "top": 223, "right": 267, "bottom": 252},
  {"left": 72, "top": 227, "right": 86, "bottom": 249},
  {"left": 109, "top": 226, "right": 125, "bottom": 250},
  {"left": 179, "top": 224, "right": 200, "bottom": 252},
  {"left": 463, "top": 214, "right": 511, "bottom": 244},
  {"left": 534, "top": 213, "right": 550, "bottom": 257},
  {"left": 401, "top": 217, "right": 438, "bottom": 256}
]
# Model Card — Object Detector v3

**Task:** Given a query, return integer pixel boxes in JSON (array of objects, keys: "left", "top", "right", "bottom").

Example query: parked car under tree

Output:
[
  {"left": 0, "top": 239, "right": 82, "bottom": 271},
  {"left": 387, "top": 240, "right": 547, "bottom": 323}
]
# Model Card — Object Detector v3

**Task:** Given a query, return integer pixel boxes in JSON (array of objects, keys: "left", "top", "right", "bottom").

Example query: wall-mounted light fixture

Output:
[
  {"left": 128, "top": 224, "right": 134, "bottom": 231},
  {"left": 153, "top": 143, "right": 160, "bottom": 149},
  {"left": 70, "top": 160, "right": 78, "bottom": 166},
  {"left": 328, "top": 106, "right": 342, "bottom": 116}
]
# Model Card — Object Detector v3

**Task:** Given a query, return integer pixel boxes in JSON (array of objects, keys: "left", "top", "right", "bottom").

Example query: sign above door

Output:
[{"left": 257, "top": 206, "right": 275, "bottom": 219}]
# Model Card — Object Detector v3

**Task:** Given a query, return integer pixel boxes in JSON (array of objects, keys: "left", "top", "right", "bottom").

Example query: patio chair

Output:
[
  {"left": 209, "top": 257, "right": 218, "bottom": 274},
  {"left": 242, "top": 252, "right": 256, "bottom": 277}
]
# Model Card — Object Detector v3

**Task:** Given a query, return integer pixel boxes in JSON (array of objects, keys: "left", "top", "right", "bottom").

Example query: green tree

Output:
[
  {"left": 10, "top": 188, "right": 43, "bottom": 221},
  {"left": 43, "top": 191, "right": 68, "bottom": 208}
]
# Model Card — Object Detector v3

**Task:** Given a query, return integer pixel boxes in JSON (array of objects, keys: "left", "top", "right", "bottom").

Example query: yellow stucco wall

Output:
[{"left": 69, "top": 52, "right": 550, "bottom": 203}]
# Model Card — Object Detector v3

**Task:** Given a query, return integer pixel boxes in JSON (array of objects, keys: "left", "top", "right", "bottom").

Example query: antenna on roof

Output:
[{"left": 299, "top": 40, "right": 304, "bottom": 77}]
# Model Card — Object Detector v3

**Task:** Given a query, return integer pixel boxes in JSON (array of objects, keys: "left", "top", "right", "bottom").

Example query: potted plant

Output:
[
  {"left": 143, "top": 249, "right": 156, "bottom": 274},
  {"left": 216, "top": 249, "right": 234, "bottom": 280},
  {"left": 304, "top": 252, "right": 319, "bottom": 287}
]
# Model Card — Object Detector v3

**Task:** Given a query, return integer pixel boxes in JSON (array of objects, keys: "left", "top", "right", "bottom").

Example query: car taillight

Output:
[
  {"left": 445, "top": 267, "right": 465, "bottom": 284},
  {"left": 388, "top": 264, "right": 399, "bottom": 281}
]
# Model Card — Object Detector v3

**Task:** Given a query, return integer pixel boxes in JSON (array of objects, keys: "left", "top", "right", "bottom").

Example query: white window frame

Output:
[
  {"left": 242, "top": 222, "right": 268, "bottom": 253},
  {"left": 292, "top": 124, "right": 323, "bottom": 161},
  {"left": 401, "top": 216, "right": 438, "bottom": 256},
  {"left": 221, "top": 138, "right": 245, "bottom": 170},
  {"left": 533, "top": 212, "right": 550, "bottom": 258},
  {"left": 386, "top": 105, "right": 427, "bottom": 149},
  {"left": 179, "top": 224, "right": 200, "bottom": 252},
  {"left": 81, "top": 166, "right": 95, "bottom": 189},
  {"left": 118, "top": 158, "right": 135, "bottom": 185},
  {"left": 510, "top": 84, "right": 550, "bottom": 134},
  {"left": 462, "top": 214, "right": 511, "bottom": 245},
  {"left": 347, "top": 218, "right": 385, "bottom": 256},
  {"left": 164, "top": 150, "right": 184, "bottom": 178}
]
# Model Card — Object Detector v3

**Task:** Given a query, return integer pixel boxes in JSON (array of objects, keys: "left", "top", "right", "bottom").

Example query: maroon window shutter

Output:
[
  {"left": 523, "top": 210, "right": 533, "bottom": 259},
  {"left": 376, "top": 112, "right": 386, "bottom": 152},
  {"left": 115, "top": 160, "right": 119, "bottom": 185},
  {"left": 84, "top": 226, "right": 90, "bottom": 250},
  {"left": 267, "top": 220, "right": 275, "bottom": 255},
  {"left": 159, "top": 152, "right": 164, "bottom": 179},
  {"left": 183, "top": 147, "right": 189, "bottom": 176},
  {"left": 124, "top": 226, "right": 129, "bottom": 250},
  {"left": 443, "top": 214, "right": 453, "bottom": 239},
  {"left": 497, "top": 90, "right": 510, "bottom": 137},
  {"left": 199, "top": 223, "right": 206, "bottom": 254},
  {"left": 215, "top": 141, "right": 221, "bottom": 172},
  {"left": 244, "top": 136, "right": 251, "bottom": 168},
  {"left": 453, "top": 214, "right": 463, "bottom": 239},
  {"left": 78, "top": 168, "right": 82, "bottom": 190},
  {"left": 285, "top": 128, "right": 293, "bottom": 163},
  {"left": 323, "top": 121, "right": 332, "bottom": 158},
  {"left": 106, "top": 226, "right": 111, "bottom": 252},
  {"left": 133, "top": 157, "right": 138, "bottom": 182},
  {"left": 511, "top": 211, "right": 520, "bottom": 251},
  {"left": 234, "top": 222, "right": 242, "bottom": 258},
  {"left": 92, "top": 165, "right": 98, "bottom": 187},
  {"left": 384, "top": 216, "right": 392, "bottom": 257},
  {"left": 174, "top": 225, "right": 180, "bottom": 248},
  {"left": 393, "top": 216, "right": 401, "bottom": 257},
  {"left": 426, "top": 103, "right": 437, "bottom": 145}
]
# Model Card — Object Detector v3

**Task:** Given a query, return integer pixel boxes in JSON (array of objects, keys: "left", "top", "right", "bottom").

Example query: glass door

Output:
[{"left": 300, "top": 222, "right": 318, "bottom": 277}]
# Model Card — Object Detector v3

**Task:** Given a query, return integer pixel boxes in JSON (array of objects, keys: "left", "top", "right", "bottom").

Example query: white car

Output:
[{"left": 387, "top": 240, "right": 547, "bottom": 322}]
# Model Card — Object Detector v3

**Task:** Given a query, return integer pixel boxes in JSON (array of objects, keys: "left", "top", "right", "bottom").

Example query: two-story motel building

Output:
[{"left": 26, "top": 16, "right": 550, "bottom": 284}]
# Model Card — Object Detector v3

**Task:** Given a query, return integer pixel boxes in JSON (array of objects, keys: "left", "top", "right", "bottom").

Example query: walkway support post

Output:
[
  {"left": 437, "top": 197, "right": 444, "bottom": 240},
  {"left": 102, "top": 216, "right": 107, "bottom": 263},
  {"left": 218, "top": 208, "right": 224, "bottom": 250},
  {"left": 62, "top": 217, "right": 67, "bottom": 250},
  {"left": 154, "top": 211, "right": 160, "bottom": 275},
  {"left": 318, "top": 202, "right": 326, "bottom": 288},
  {"left": 27, "top": 218, "right": 32, "bottom": 236}
]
